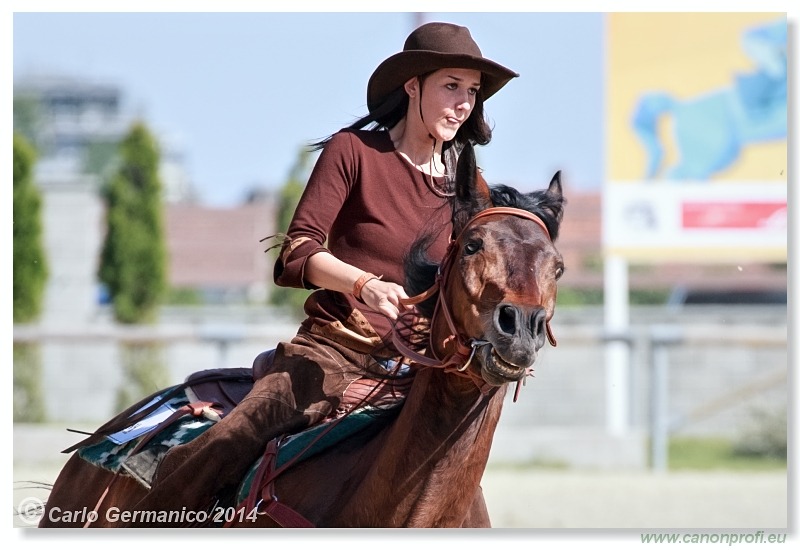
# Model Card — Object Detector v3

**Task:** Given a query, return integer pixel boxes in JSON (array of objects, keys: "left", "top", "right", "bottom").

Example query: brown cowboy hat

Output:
[{"left": 367, "top": 22, "right": 519, "bottom": 112}]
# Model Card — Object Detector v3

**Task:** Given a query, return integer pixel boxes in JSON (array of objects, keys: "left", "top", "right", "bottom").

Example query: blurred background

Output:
[{"left": 12, "top": 11, "right": 789, "bottom": 530}]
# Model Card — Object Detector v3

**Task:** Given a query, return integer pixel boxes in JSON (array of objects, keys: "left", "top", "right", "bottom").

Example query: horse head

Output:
[{"left": 432, "top": 144, "right": 565, "bottom": 387}]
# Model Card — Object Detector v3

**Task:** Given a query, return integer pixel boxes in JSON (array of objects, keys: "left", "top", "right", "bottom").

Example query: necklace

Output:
[
  {"left": 421, "top": 141, "right": 455, "bottom": 198},
  {"left": 424, "top": 155, "right": 455, "bottom": 198},
  {"left": 393, "top": 132, "right": 456, "bottom": 198}
]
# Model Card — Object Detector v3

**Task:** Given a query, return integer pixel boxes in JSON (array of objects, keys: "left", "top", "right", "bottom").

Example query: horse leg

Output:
[
  {"left": 40, "top": 454, "right": 149, "bottom": 528},
  {"left": 460, "top": 485, "right": 491, "bottom": 527},
  {"left": 39, "top": 454, "right": 107, "bottom": 527}
]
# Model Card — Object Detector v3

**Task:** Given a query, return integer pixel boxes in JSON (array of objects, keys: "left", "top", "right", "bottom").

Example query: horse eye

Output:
[
  {"left": 555, "top": 265, "right": 565, "bottom": 280},
  {"left": 464, "top": 240, "right": 482, "bottom": 255}
]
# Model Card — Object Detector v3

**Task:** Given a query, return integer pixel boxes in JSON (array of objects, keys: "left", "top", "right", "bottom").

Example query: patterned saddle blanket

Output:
[
  {"left": 74, "top": 366, "right": 409, "bottom": 501},
  {"left": 78, "top": 391, "right": 394, "bottom": 494}
]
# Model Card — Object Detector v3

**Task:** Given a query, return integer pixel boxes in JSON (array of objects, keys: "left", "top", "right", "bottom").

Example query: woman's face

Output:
[{"left": 407, "top": 67, "right": 482, "bottom": 142}]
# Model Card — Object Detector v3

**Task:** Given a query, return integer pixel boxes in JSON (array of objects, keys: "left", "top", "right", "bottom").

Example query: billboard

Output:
[{"left": 604, "top": 13, "right": 787, "bottom": 262}]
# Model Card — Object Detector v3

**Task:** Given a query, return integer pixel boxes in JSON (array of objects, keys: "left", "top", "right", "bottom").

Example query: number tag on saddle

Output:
[{"left": 106, "top": 398, "right": 177, "bottom": 445}]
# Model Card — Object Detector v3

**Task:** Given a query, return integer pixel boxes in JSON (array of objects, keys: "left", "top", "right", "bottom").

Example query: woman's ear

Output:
[{"left": 403, "top": 76, "right": 419, "bottom": 99}]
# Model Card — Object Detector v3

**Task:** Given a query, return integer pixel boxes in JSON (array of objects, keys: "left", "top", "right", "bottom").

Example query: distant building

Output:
[
  {"left": 165, "top": 196, "right": 278, "bottom": 304},
  {"left": 14, "top": 72, "right": 785, "bottom": 314},
  {"left": 13, "top": 73, "right": 194, "bottom": 203}
]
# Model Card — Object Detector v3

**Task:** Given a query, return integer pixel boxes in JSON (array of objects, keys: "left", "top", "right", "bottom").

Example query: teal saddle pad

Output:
[{"left": 77, "top": 390, "right": 391, "bottom": 495}]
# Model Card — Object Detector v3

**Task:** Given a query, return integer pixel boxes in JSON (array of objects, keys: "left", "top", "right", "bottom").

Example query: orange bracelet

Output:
[{"left": 353, "top": 273, "right": 382, "bottom": 302}]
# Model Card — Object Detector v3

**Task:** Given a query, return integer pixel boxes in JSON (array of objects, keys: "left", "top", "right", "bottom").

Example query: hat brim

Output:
[{"left": 367, "top": 50, "right": 519, "bottom": 112}]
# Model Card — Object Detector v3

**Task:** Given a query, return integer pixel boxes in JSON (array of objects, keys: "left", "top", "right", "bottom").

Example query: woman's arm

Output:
[{"left": 304, "top": 251, "right": 409, "bottom": 320}]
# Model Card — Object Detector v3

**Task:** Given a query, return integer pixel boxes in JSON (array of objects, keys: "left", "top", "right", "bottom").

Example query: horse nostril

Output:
[
  {"left": 531, "top": 308, "right": 547, "bottom": 342},
  {"left": 497, "top": 305, "right": 518, "bottom": 336}
]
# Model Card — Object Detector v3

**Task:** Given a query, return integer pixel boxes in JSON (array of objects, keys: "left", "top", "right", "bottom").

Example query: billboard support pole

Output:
[{"left": 604, "top": 253, "right": 630, "bottom": 436}]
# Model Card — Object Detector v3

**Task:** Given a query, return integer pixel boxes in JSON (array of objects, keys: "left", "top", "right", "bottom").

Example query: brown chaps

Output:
[{"left": 124, "top": 329, "right": 390, "bottom": 525}]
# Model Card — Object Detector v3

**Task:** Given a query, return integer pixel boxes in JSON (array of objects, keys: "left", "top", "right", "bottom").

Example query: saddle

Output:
[
  {"left": 64, "top": 350, "right": 277, "bottom": 455},
  {"left": 68, "top": 348, "right": 414, "bottom": 527},
  {"left": 184, "top": 349, "right": 276, "bottom": 416},
  {"left": 70, "top": 349, "right": 410, "bottom": 490}
]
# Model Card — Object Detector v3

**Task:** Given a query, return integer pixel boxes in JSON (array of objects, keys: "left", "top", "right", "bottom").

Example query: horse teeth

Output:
[{"left": 491, "top": 350, "right": 523, "bottom": 371}]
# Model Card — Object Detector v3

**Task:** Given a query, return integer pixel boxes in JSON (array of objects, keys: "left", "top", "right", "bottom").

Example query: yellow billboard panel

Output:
[{"left": 605, "top": 13, "right": 787, "bottom": 262}]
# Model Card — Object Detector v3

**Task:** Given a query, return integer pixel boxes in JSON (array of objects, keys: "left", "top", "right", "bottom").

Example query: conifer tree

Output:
[
  {"left": 98, "top": 122, "right": 170, "bottom": 407},
  {"left": 98, "top": 122, "right": 168, "bottom": 324},
  {"left": 13, "top": 132, "right": 47, "bottom": 422},
  {"left": 13, "top": 132, "right": 48, "bottom": 323}
]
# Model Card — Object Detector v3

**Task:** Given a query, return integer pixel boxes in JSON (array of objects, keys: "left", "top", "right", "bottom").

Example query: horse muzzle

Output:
[
  {"left": 494, "top": 303, "right": 548, "bottom": 351},
  {"left": 474, "top": 303, "right": 550, "bottom": 386},
  {"left": 474, "top": 344, "right": 531, "bottom": 386}
]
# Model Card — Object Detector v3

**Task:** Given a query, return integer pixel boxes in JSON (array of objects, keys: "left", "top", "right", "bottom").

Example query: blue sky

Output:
[{"left": 13, "top": 11, "right": 605, "bottom": 207}]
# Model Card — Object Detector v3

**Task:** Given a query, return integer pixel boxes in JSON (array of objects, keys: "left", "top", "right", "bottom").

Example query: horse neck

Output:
[{"left": 365, "top": 367, "right": 508, "bottom": 526}]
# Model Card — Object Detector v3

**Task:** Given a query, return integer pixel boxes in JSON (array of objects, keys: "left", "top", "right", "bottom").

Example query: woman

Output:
[{"left": 131, "top": 21, "right": 518, "bottom": 520}]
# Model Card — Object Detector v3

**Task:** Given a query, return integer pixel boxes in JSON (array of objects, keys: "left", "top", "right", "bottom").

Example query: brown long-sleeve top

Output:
[{"left": 274, "top": 129, "right": 453, "bottom": 351}]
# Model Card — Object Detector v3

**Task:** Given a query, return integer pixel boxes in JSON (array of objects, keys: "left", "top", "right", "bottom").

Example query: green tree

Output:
[
  {"left": 84, "top": 139, "right": 122, "bottom": 180},
  {"left": 13, "top": 132, "right": 48, "bottom": 323},
  {"left": 13, "top": 132, "right": 48, "bottom": 422},
  {"left": 98, "top": 122, "right": 168, "bottom": 324},
  {"left": 268, "top": 147, "right": 315, "bottom": 316},
  {"left": 13, "top": 345, "right": 45, "bottom": 422},
  {"left": 97, "top": 122, "right": 171, "bottom": 408}
]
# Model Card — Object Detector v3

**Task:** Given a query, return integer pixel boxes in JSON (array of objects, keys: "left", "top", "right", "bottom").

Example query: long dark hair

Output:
[{"left": 311, "top": 72, "right": 495, "bottom": 175}]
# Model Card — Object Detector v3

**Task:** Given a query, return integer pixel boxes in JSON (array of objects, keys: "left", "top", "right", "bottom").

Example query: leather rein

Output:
[{"left": 392, "top": 206, "right": 558, "bottom": 399}]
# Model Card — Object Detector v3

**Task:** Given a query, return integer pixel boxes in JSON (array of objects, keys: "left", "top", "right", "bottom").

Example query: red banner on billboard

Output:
[{"left": 682, "top": 202, "right": 786, "bottom": 229}]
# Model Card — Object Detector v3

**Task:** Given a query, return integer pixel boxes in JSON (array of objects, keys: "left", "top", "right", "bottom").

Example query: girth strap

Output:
[
  {"left": 229, "top": 370, "right": 403, "bottom": 528},
  {"left": 229, "top": 438, "right": 314, "bottom": 528}
]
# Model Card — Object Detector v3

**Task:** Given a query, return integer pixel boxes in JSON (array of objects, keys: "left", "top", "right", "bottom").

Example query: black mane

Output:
[
  {"left": 404, "top": 183, "right": 565, "bottom": 319},
  {"left": 487, "top": 184, "right": 564, "bottom": 241}
]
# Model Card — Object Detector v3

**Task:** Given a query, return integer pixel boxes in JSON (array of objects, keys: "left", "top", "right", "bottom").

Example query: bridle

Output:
[{"left": 392, "top": 206, "right": 558, "bottom": 398}]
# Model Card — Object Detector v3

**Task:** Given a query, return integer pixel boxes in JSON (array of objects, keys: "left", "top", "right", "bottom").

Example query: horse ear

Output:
[
  {"left": 547, "top": 170, "right": 563, "bottom": 201},
  {"left": 453, "top": 143, "right": 492, "bottom": 236},
  {"left": 540, "top": 170, "right": 565, "bottom": 239}
]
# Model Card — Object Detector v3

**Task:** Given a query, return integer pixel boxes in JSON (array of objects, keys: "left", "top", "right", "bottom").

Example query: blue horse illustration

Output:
[{"left": 632, "top": 19, "right": 786, "bottom": 180}]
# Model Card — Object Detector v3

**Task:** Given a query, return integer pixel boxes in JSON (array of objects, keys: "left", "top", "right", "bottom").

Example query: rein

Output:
[{"left": 393, "top": 206, "right": 557, "bottom": 398}]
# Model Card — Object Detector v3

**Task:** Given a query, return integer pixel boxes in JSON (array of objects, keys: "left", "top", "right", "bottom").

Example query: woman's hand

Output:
[
  {"left": 359, "top": 278, "right": 410, "bottom": 320},
  {"left": 304, "top": 252, "right": 411, "bottom": 320}
]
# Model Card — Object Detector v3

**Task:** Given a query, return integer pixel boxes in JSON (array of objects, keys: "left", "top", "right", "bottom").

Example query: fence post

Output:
[
  {"left": 649, "top": 325, "right": 683, "bottom": 472},
  {"left": 199, "top": 326, "right": 245, "bottom": 369}
]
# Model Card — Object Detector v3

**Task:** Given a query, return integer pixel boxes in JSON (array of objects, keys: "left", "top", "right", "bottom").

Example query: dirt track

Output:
[
  {"left": 13, "top": 460, "right": 786, "bottom": 529},
  {"left": 480, "top": 467, "right": 787, "bottom": 529}
]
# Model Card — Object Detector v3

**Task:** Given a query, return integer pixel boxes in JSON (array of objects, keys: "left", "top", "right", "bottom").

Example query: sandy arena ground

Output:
[
  {"left": 12, "top": 424, "right": 789, "bottom": 531},
  {"left": 12, "top": 459, "right": 787, "bottom": 530}
]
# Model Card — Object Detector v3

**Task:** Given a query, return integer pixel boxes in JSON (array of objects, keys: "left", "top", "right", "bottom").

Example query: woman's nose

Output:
[{"left": 456, "top": 96, "right": 473, "bottom": 112}]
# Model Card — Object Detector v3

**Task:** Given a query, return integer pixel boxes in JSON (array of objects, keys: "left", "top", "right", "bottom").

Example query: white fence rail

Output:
[{"left": 13, "top": 319, "right": 787, "bottom": 470}]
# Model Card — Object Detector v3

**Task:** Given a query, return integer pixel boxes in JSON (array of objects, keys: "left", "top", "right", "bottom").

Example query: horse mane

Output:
[
  {"left": 486, "top": 184, "right": 565, "bottom": 241},
  {"left": 404, "top": 183, "right": 565, "bottom": 320}
]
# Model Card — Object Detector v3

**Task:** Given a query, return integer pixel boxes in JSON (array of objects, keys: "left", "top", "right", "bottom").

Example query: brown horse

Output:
[{"left": 39, "top": 144, "right": 565, "bottom": 528}]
